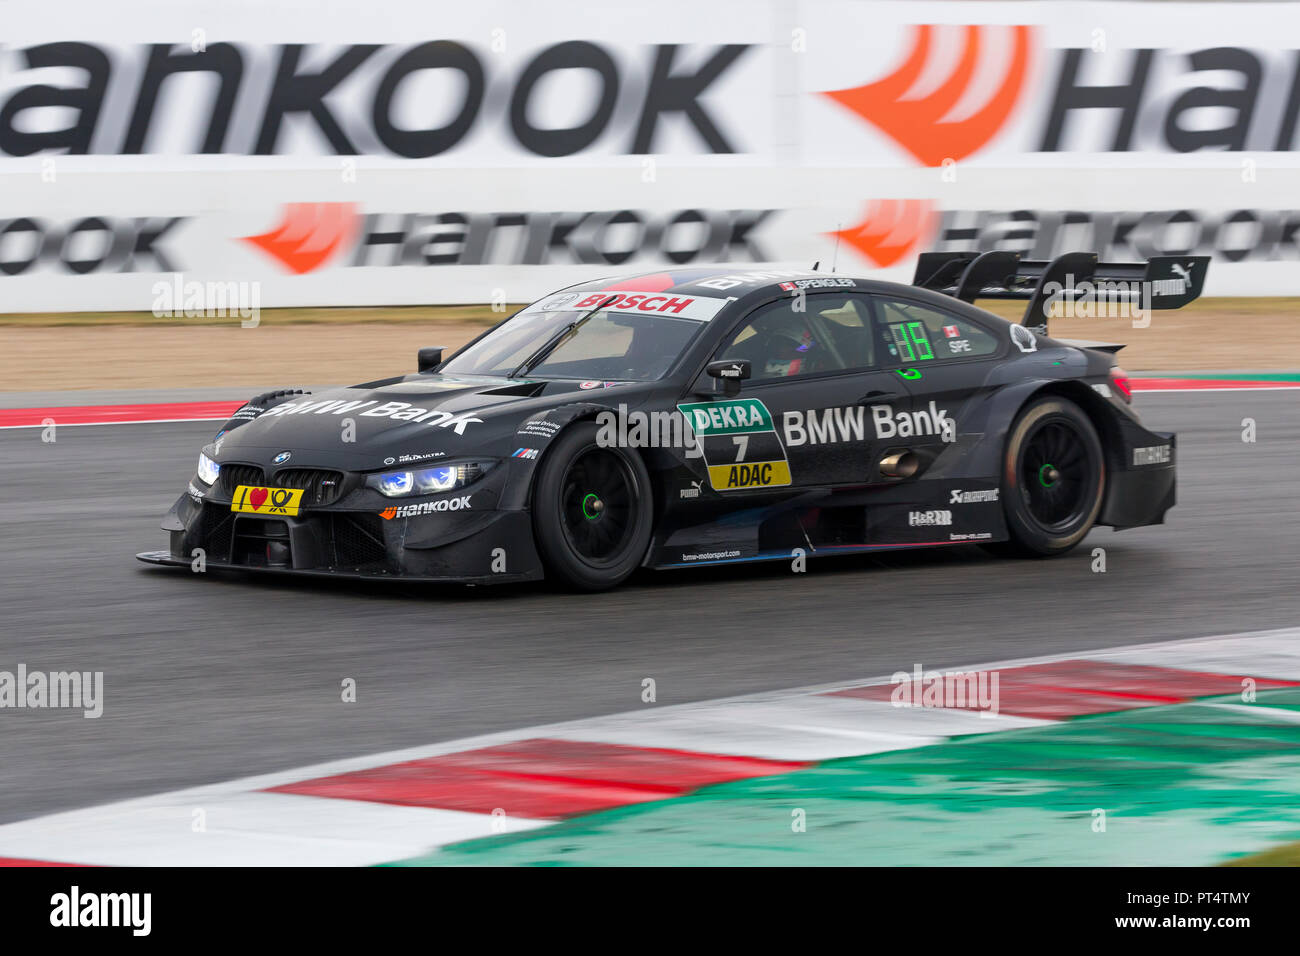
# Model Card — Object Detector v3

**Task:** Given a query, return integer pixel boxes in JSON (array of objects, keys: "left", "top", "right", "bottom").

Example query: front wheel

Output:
[
  {"left": 985, "top": 396, "right": 1106, "bottom": 558},
  {"left": 531, "top": 422, "right": 654, "bottom": 591}
]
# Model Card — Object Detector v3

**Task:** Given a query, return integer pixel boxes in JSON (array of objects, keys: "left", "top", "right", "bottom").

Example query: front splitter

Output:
[{"left": 134, "top": 550, "right": 537, "bottom": 585}]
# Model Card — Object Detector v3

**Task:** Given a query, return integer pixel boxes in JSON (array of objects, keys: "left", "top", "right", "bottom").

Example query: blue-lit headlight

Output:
[
  {"left": 377, "top": 471, "right": 414, "bottom": 496},
  {"left": 414, "top": 466, "right": 458, "bottom": 493},
  {"left": 368, "top": 460, "right": 495, "bottom": 498},
  {"left": 197, "top": 452, "right": 221, "bottom": 485}
]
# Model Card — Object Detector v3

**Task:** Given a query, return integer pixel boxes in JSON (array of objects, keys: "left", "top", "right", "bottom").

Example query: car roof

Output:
[{"left": 563, "top": 267, "right": 1017, "bottom": 327}]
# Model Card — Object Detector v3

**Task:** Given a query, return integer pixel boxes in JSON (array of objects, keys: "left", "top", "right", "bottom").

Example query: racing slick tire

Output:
[
  {"left": 984, "top": 395, "right": 1106, "bottom": 558},
  {"left": 531, "top": 422, "right": 654, "bottom": 591}
]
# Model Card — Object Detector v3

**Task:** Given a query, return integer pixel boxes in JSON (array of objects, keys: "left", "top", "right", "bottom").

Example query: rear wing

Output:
[{"left": 912, "top": 251, "right": 1210, "bottom": 334}]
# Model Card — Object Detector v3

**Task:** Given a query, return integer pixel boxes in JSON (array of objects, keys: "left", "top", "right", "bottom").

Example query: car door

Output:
[{"left": 697, "top": 291, "right": 912, "bottom": 494}]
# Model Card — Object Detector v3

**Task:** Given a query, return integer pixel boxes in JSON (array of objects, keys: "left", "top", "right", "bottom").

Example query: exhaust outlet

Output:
[{"left": 879, "top": 451, "right": 919, "bottom": 479}]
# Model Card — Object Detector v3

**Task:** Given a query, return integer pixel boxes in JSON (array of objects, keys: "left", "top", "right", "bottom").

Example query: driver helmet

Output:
[{"left": 762, "top": 326, "right": 818, "bottom": 378}]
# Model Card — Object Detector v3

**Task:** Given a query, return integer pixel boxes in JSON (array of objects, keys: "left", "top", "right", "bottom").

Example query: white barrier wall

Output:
[{"left": 3, "top": 1, "right": 1300, "bottom": 309}]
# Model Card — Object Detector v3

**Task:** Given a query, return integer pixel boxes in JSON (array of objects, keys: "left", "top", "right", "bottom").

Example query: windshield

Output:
[{"left": 440, "top": 306, "right": 707, "bottom": 381}]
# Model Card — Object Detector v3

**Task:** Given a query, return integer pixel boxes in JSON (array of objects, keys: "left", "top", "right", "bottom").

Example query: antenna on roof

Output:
[
  {"left": 831, "top": 223, "right": 842, "bottom": 273},
  {"left": 810, "top": 260, "right": 820, "bottom": 272}
]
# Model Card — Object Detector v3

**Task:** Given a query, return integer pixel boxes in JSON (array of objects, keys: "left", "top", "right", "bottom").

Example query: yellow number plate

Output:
[
  {"left": 706, "top": 461, "right": 792, "bottom": 491},
  {"left": 231, "top": 485, "right": 305, "bottom": 517}
]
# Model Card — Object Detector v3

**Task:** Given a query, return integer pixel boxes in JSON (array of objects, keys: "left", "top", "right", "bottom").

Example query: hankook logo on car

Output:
[{"left": 380, "top": 496, "right": 472, "bottom": 519}]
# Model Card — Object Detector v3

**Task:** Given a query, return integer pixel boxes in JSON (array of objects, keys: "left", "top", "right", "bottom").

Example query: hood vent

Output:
[
  {"left": 352, "top": 375, "right": 407, "bottom": 389},
  {"left": 480, "top": 381, "right": 547, "bottom": 397}
]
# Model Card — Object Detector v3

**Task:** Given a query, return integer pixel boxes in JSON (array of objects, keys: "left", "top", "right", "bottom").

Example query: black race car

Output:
[{"left": 138, "top": 251, "right": 1204, "bottom": 590}]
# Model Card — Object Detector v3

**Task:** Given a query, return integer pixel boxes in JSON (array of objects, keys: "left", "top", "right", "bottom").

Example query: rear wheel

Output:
[
  {"left": 531, "top": 422, "right": 653, "bottom": 590},
  {"left": 985, "top": 396, "right": 1105, "bottom": 557}
]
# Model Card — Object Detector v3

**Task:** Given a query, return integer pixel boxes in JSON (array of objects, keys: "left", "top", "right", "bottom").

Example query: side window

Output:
[
  {"left": 715, "top": 294, "right": 877, "bottom": 382},
  {"left": 872, "top": 298, "right": 1000, "bottom": 363}
]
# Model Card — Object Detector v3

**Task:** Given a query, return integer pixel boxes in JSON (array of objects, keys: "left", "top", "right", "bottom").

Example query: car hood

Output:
[{"left": 206, "top": 372, "right": 645, "bottom": 470}]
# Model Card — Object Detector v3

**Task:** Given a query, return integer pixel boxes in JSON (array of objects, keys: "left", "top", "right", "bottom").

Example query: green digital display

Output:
[
  {"left": 889, "top": 323, "right": 913, "bottom": 361},
  {"left": 889, "top": 322, "right": 934, "bottom": 362},
  {"left": 906, "top": 322, "right": 934, "bottom": 359}
]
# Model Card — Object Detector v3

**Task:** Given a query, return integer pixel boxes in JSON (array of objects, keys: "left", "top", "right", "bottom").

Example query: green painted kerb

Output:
[{"left": 386, "top": 689, "right": 1300, "bottom": 867}]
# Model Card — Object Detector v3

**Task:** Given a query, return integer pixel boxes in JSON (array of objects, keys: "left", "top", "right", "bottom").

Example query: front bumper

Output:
[
  {"left": 139, "top": 461, "right": 544, "bottom": 584},
  {"left": 135, "top": 509, "right": 541, "bottom": 583}
]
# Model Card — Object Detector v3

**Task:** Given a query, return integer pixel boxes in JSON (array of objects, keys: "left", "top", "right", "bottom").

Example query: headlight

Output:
[
  {"left": 377, "top": 471, "right": 413, "bottom": 496},
  {"left": 414, "top": 465, "right": 459, "bottom": 493},
  {"left": 368, "top": 461, "right": 495, "bottom": 498},
  {"left": 197, "top": 452, "right": 221, "bottom": 485}
]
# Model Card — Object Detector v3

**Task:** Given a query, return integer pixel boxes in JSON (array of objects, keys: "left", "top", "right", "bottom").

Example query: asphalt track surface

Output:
[{"left": 1, "top": 389, "right": 1297, "bottom": 825}]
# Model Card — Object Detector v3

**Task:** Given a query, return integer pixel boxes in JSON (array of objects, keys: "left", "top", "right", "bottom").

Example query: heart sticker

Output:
[{"left": 249, "top": 488, "right": 268, "bottom": 510}]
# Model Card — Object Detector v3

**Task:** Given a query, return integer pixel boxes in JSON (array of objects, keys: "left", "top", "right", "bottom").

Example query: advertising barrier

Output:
[{"left": 4, "top": 1, "right": 1300, "bottom": 308}]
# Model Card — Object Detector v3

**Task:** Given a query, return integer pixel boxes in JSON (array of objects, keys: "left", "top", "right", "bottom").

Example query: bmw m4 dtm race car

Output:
[{"left": 138, "top": 251, "right": 1204, "bottom": 590}]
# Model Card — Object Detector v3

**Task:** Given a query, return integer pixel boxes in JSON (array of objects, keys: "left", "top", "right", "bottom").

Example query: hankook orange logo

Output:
[
  {"left": 830, "top": 200, "right": 935, "bottom": 268},
  {"left": 242, "top": 202, "right": 360, "bottom": 274},
  {"left": 823, "top": 24, "right": 1034, "bottom": 166}
]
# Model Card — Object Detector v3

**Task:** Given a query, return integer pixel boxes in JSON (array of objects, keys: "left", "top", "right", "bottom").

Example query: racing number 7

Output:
[{"left": 732, "top": 435, "right": 748, "bottom": 461}]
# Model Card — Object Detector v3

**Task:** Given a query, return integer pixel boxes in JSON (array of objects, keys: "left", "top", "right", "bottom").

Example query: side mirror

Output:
[
  {"left": 705, "top": 359, "right": 750, "bottom": 397},
  {"left": 417, "top": 346, "right": 445, "bottom": 373}
]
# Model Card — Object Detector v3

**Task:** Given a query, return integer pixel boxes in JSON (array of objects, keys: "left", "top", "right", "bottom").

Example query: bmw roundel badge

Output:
[{"left": 273, "top": 451, "right": 292, "bottom": 464}]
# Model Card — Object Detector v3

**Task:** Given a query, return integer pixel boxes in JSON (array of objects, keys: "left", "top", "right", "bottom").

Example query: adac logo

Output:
[
  {"left": 830, "top": 200, "right": 935, "bottom": 267},
  {"left": 242, "top": 203, "right": 360, "bottom": 274},
  {"left": 823, "top": 24, "right": 1034, "bottom": 166}
]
